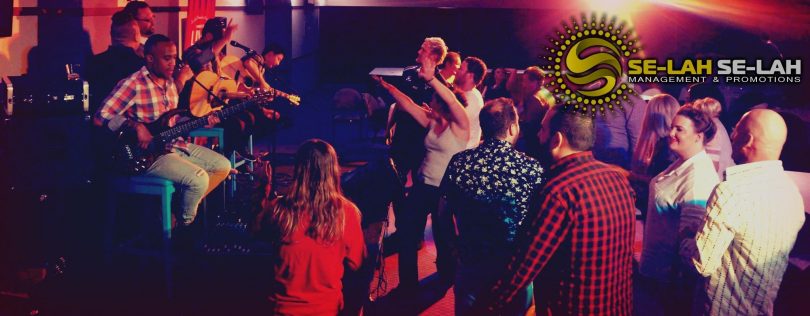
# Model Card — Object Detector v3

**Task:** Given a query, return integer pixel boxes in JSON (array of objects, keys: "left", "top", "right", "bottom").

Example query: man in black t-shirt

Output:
[
  {"left": 85, "top": 11, "right": 144, "bottom": 114},
  {"left": 384, "top": 37, "right": 448, "bottom": 254}
]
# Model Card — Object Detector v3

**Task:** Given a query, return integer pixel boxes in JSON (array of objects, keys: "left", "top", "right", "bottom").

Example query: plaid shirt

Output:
[
  {"left": 684, "top": 161, "right": 804, "bottom": 316},
  {"left": 96, "top": 66, "right": 178, "bottom": 130},
  {"left": 487, "top": 151, "right": 636, "bottom": 315}
]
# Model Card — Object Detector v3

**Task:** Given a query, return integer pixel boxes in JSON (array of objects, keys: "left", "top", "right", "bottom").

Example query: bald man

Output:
[{"left": 682, "top": 109, "right": 805, "bottom": 315}]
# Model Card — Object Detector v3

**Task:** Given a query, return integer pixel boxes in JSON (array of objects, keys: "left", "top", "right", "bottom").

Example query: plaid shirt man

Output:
[
  {"left": 485, "top": 151, "right": 636, "bottom": 315},
  {"left": 96, "top": 66, "right": 178, "bottom": 131}
]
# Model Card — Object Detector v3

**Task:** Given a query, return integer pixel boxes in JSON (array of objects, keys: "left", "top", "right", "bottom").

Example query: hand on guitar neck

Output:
[
  {"left": 206, "top": 112, "right": 222, "bottom": 126},
  {"left": 221, "top": 55, "right": 302, "bottom": 106}
]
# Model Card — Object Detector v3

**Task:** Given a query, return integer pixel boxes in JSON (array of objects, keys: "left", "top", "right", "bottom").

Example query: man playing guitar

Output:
[
  {"left": 95, "top": 34, "right": 232, "bottom": 227},
  {"left": 181, "top": 17, "right": 282, "bottom": 159}
]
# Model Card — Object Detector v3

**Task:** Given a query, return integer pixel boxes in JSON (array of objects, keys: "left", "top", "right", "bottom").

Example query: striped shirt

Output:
[
  {"left": 95, "top": 66, "right": 178, "bottom": 131},
  {"left": 486, "top": 151, "right": 636, "bottom": 315},
  {"left": 686, "top": 160, "right": 804, "bottom": 315}
]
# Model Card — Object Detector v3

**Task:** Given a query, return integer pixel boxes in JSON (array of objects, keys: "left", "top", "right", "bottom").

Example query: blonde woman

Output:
[
  {"left": 374, "top": 55, "right": 470, "bottom": 293},
  {"left": 254, "top": 139, "right": 366, "bottom": 315}
]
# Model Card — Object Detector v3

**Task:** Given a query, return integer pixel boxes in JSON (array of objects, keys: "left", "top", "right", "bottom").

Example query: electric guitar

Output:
[{"left": 114, "top": 92, "right": 272, "bottom": 174}]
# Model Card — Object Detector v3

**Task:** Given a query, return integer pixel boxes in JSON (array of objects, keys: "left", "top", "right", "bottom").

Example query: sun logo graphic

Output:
[{"left": 543, "top": 13, "right": 642, "bottom": 116}]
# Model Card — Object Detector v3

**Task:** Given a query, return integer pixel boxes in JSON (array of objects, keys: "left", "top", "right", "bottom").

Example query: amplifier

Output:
[{"left": 1, "top": 75, "right": 90, "bottom": 118}]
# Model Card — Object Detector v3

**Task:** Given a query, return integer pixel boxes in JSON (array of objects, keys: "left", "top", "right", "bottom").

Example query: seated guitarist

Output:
[
  {"left": 244, "top": 43, "right": 286, "bottom": 135},
  {"left": 181, "top": 17, "right": 278, "bottom": 159},
  {"left": 95, "top": 34, "right": 232, "bottom": 227}
]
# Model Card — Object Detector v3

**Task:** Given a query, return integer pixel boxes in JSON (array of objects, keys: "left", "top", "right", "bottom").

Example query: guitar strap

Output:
[{"left": 191, "top": 73, "right": 228, "bottom": 109}]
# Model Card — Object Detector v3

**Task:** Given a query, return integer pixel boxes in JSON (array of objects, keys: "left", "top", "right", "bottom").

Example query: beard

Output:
[{"left": 535, "top": 139, "right": 555, "bottom": 167}]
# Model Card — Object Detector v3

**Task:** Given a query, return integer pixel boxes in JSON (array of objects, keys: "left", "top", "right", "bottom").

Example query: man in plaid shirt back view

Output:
[{"left": 474, "top": 108, "right": 636, "bottom": 315}]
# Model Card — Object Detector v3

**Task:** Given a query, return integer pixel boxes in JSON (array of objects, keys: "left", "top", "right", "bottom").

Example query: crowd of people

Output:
[
  {"left": 83, "top": 2, "right": 806, "bottom": 315},
  {"left": 269, "top": 35, "right": 803, "bottom": 315},
  {"left": 324, "top": 36, "right": 803, "bottom": 315}
]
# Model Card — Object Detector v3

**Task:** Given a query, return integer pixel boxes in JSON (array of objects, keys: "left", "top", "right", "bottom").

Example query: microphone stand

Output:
[
  {"left": 177, "top": 56, "right": 230, "bottom": 110},
  {"left": 192, "top": 75, "right": 229, "bottom": 109}
]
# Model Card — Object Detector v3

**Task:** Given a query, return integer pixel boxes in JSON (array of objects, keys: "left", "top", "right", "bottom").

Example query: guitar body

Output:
[
  {"left": 220, "top": 55, "right": 258, "bottom": 89},
  {"left": 221, "top": 55, "right": 302, "bottom": 106},
  {"left": 113, "top": 109, "right": 189, "bottom": 175},
  {"left": 188, "top": 71, "right": 239, "bottom": 117}
]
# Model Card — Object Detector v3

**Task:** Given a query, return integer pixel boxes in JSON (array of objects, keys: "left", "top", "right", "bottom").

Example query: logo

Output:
[
  {"left": 625, "top": 58, "right": 801, "bottom": 84},
  {"left": 543, "top": 14, "right": 642, "bottom": 115}
]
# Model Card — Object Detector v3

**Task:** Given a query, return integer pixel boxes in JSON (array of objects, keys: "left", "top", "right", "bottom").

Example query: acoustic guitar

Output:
[
  {"left": 220, "top": 55, "right": 301, "bottom": 106},
  {"left": 187, "top": 70, "right": 250, "bottom": 117}
]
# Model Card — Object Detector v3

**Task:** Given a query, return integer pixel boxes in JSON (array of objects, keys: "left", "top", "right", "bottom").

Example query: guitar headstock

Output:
[
  {"left": 253, "top": 88, "right": 301, "bottom": 107},
  {"left": 285, "top": 94, "right": 301, "bottom": 106}
]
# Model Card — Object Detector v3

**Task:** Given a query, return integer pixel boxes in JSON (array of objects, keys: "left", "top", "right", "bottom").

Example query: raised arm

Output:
[
  {"left": 373, "top": 75, "right": 430, "bottom": 128},
  {"left": 211, "top": 20, "right": 237, "bottom": 60},
  {"left": 420, "top": 61, "right": 469, "bottom": 140},
  {"left": 385, "top": 102, "right": 397, "bottom": 145}
]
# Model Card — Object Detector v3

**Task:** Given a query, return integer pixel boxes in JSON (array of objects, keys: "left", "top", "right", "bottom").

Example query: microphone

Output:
[{"left": 230, "top": 40, "right": 256, "bottom": 54}]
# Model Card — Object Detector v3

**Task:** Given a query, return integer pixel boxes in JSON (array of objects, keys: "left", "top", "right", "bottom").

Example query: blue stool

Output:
[
  {"left": 188, "top": 127, "right": 225, "bottom": 153},
  {"left": 189, "top": 127, "right": 253, "bottom": 198},
  {"left": 188, "top": 127, "right": 229, "bottom": 220},
  {"left": 106, "top": 175, "right": 176, "bottom": 298}
]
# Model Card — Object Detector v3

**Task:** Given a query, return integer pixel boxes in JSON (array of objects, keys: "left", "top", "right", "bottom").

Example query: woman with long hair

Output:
[
  {"left": 254, "top": 139, "right": 365, "bottom": 315},
  {"left": 374, "top": 56, "right": 470, "bottom": 294},
  {"left": 630, "top": 94, "right": 680, "bottom": 213},
  {"left": 639, "top": 106, "right": 720, "bottom": 316}
]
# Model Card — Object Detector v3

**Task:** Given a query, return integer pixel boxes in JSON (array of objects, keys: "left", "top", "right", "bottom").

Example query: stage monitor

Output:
[{"left": 0, "top": 1, "right": 11, "bottom": 37}]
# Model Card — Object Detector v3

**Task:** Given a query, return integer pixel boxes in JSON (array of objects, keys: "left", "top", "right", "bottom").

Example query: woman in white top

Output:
[
  {"left": 688, "top": 97, "right": 735, "bottom": 179},
  {"left": 639, "top": 106, "right": 720, "bottom": 315},
  {"left": 374, "top": 58, "right": 470, "bottom": 291}
]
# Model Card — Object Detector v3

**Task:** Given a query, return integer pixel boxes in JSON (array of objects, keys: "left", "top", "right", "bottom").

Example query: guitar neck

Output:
[
  {"left": 266, "top": 87, "right": 300, "bottom": 106},
  {"left": 158, "top": 99, "right": 256, "bottom": 140}
]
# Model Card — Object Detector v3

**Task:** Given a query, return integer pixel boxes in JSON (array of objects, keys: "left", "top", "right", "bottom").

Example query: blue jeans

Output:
[
  {"left": 145, "top": 143, "right": 231, "bottom": 225},
  {"left": 454, "top": 262, "right": 533, "bottom": 316}
]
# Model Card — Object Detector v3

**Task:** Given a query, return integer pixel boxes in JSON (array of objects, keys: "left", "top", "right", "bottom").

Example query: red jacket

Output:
[{"left": 267, "top": 201, "right": 366, "bottom": 315}]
